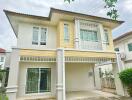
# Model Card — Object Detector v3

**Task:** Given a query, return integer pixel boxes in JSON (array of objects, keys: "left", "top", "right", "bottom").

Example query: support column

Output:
[
  {"left": 112, "top": 52, "right": 125, "bottom": 96},
  {"left": 6, "top": 48, "right": 19, "bottom": 100},
  {"left": 74, "top": 18, "right": 80, "bottom": 49},
  {"left": 56, "top": 48, "right": 65, "bottom": 100}
]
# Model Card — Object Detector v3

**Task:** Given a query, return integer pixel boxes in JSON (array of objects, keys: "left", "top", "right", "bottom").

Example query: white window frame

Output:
[
  {"left": 103, "top": 28, "right": 109, "bottom": 45},
  {"left": 64, "top": 23, "right": 70, "bottom": 43},
  {"left": 32, "top": 26, "right": 48, "bottom": 46},
  {"left": 26, "top": 67, "right": 51, "bottom": 94},
  {"left": 0, "top": 56, "right": 5, "bottom": 69}
]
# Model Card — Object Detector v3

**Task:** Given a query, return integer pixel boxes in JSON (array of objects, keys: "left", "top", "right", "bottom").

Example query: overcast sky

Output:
[{"left": 0, "top": 0, "right": 132, "bottom": 51}]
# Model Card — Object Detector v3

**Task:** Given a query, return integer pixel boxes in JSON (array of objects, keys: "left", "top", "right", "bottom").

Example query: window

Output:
[
  {"left": 40, "top": 28, "right": 47, "bottom": 45},
  {"left": 64, "top": 24, "right": 69, "bottom": 42},
  {"left": 32, "top": 27, "right": 47, "bottom": 45},
  {"left": 32, "top": 27, "right": 39, "bottom": 45},
  {"left": 104, "top": 29, "right": 109, "bottom": 44},
  {"left": 26, "top": 68, "right": 51, "bottom": 94},
  {"left": 114, "top": 48, "right": 119, "bottom": 52},
  {"left": 80, "top": 29, "right": 98, "bottom": 42},
  {"left": 128, "top": 43, "right": 132, "bottom": 51},
  {"left": 0, "top": 57, "right": 4, "bottom": 62}
]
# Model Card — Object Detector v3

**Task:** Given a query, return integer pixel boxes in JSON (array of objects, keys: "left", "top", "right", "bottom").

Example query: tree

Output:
[{"left": 64, "top": 0, "right": 119, "bottom": 20}]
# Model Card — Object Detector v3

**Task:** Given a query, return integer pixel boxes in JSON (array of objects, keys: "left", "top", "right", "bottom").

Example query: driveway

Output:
[{"left": 66, "top": 90, "right": 130, "bottom": 100}]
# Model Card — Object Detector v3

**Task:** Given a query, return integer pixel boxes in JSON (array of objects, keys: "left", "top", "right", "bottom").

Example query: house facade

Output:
[
  {"left": 114, "top": 31, "right": 132, "bottom": 69},
  {"left": 5, "top": 8, "right": 125, "bottom": 100}
]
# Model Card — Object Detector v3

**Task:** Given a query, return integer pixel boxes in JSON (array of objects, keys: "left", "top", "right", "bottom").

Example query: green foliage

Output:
[
  {"left": 64, "top": 0, "right": 119, "bottom": 20},
  {"left": 119, "top": 68, "right": 132, "bottom": 97},
  {"left": 104, "top": 0, "right": 119, "bottom": 20},
  {"left": 0, "top": 94, "right": 8, "bottom": 100},
  {"left": 64, "top": 0, "right": 74, "bottom": 3},
  {"left": 119, "top": 68, "right": 132, "bottom": 86}
]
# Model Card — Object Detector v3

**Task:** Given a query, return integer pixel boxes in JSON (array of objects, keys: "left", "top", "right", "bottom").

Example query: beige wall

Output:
[
  {"left": 18, "top": 62, "right": 56, "bottom": 98},
  {"left": 65, "top": 63, "right": 95, "bottom": 91},
  {"left": 114, "top": 35, "right": 132, "bottom": 68},
  {"left": 17, "top": 22, "right": 57, "bottom": 50}
]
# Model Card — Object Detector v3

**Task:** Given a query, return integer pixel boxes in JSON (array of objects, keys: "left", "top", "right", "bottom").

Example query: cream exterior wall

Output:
[
  {"left": 65, "top": 63, "right": 95, "bottom": 91},
  {"left": 17, "top": 22, "right": 57, "bottom": 50},
  {"left": 18, "top": 62, "right": 56, "bottom": 99},
  {"left": 114, "top": 35, "right": 132, "bottom": 68}
]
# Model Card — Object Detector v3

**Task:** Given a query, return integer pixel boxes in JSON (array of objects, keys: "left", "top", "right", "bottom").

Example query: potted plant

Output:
[{"left": 119, "top": 68, "right": 132, "bottom": 97}]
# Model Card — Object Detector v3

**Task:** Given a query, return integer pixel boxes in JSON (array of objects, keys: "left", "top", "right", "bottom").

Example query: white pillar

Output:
[
  {"left": 112, "top": 52, "right": 125, "bottom": 96},
  {"left": 74, "top": 18, "right": 80, "bottom": 49},
  {"left": 56, "top": 48, "right": 65, "bottom": 100},
  {"left": 6, "top": 48, "right": 19, "bottom": 100}
]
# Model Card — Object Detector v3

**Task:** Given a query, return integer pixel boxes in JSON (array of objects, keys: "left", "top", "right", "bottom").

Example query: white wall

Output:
[
  {"left": 114, "top": 35, "right": 132, "bottom": 68},
  {"left": 65, "top": 63, "right": 95, "bottom": 92},
  {"left": 18, "top": 62, "right": 56, "bottom": 99},
  {"left": 17, "top": 22, "right": 57, "bottom": 50}
]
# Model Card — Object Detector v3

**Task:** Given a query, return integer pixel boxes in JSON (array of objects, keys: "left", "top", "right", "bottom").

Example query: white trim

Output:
[{"left": 32, "top": 26, "right": 48, "bottom": 46}]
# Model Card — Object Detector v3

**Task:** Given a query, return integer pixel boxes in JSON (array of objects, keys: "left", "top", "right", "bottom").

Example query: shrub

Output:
[{"left": 119, "top": 68, "right": 132, "bottom": 97}]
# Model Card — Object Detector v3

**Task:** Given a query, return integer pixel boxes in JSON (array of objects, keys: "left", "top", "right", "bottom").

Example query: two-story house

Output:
[
  {"left": 114, "top": 31, "right": 132, "bottom": 69},
  {"left": 4, "top": 8, "right": 125, "bottom": 100}
]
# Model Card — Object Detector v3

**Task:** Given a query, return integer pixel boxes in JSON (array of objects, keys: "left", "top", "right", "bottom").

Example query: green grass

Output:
[{"left": 0, "top": 94, "right": 8, "bottom": 100}]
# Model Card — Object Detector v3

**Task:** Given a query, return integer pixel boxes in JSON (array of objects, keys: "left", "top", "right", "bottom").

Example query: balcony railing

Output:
[{"left": 79, "top": 41, "right": 102, "bottom": 50}]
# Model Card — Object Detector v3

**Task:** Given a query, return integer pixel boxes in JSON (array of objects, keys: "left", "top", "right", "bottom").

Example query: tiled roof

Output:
[{"left": 0, "top": 48, "right": 5, "bottom": 53}]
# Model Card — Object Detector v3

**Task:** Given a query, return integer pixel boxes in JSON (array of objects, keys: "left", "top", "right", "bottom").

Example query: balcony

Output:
[{"left": 79, "top": 41, "right": 102, "bottom": 50}]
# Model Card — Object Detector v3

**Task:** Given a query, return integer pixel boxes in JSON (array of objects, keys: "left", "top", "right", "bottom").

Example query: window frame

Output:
[
  {"left": 32, "top": 26, "right": 48, "bottom": 46},
  {"left": 128, "top": 43, "right": 132, "bottom": 52},
  {"left": 64, "top": 23, "right": 70, "bottom": 43},
  {"left": 0, "top": 56, "right": 5, "bottom": 69},
  {"left": 26, "top": 68, "right": 51, "bottom": 94},
  {"left": 80, "top": 29, "right": 99, "bottom": 42},
  {"left": 103, "top": 28, "right": 109, "bottom": 45}
]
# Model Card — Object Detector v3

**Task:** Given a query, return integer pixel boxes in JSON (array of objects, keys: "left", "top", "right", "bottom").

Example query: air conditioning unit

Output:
[{"left": 120, "top": 52, "right": 126, "bottom": 60}]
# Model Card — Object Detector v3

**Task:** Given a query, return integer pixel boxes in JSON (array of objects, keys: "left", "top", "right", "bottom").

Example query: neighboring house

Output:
[
  {"left": 114, "top": 31, "right": 132, "bottom": 69},
  {"left": 0, "top": 48, "right": 11, "bottom": 69},
  {"left": 4, "top": 8, "right": 125, "bottom": 100}
]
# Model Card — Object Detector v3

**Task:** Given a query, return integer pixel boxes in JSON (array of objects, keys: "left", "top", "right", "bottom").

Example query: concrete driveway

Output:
[{"left": 66, "top": 90, "right": 120, "bottom": 100}]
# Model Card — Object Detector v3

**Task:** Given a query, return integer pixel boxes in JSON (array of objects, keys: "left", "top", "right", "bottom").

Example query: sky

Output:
[{"left": 0, "top": 0, "right": 132, "bottom": 51}]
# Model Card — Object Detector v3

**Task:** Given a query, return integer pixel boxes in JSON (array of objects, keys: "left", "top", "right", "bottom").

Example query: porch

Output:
[{"left": 17, "top": 90, "right": 120, "bottom": 100}]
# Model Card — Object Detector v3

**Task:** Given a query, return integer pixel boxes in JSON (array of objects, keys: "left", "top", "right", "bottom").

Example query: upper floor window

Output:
[
  {"left": 103, "top": 29, "right": 109, "bottom": 45},
  {"left": 64, "top": 24, "right": 69, "bottom": 42},
  {"left": 114, "top": 48, "right": 119, "bottom": 52},
  {"left": 32, "top": 27, "right": 47, "bottom": 45},
  {"left": 128, "top": 43, "right": 132, "bottom": 52},
  {"left": 80, "top": 29, "right": 98, "bottom": 42}
]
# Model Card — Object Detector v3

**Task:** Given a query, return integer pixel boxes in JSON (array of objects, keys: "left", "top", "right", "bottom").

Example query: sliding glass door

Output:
[{"left": 26, "top": 68, "right": 51, "bottom": 94}]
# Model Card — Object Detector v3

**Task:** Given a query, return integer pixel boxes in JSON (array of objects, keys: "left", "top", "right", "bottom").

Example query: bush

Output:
[{"left": 119, "top": 68, "right": 132, "bottom": 97}]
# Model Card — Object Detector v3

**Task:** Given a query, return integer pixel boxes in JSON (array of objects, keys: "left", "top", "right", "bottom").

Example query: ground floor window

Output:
[{"left": 26, "top": 68, "right": 51, "bottom": 94}]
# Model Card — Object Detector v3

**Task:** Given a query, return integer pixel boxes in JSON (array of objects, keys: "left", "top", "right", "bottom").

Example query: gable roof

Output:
[
  {"left": 114, "top": 31, "right": 132, "bottom": 42},
  {"left": 4, "top": 8, "right": 124, "bottom": 24},
  {"left": 4, "top": 8, "right": 124, "bottom": 37}
]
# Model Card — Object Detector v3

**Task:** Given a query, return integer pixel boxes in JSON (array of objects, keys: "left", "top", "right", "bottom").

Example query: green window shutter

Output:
[{"left": 128, "top": 43, "right": 132, "bottom": 51}]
